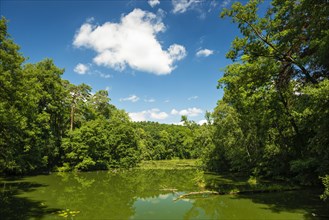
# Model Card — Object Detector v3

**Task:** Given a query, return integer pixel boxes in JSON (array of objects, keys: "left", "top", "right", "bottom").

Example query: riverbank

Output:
[
  {"left": 137, "top": 159, "right": 200, "bottom": 170},
  {"left": 137, "top": 159, "right": 305, "bottom": 195}
]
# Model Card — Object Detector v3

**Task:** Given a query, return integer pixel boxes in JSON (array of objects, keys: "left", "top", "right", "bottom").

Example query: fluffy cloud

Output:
[
  {"left": 171, "top": 109, "right": 179, "bottom": 115},
  {"left": 148, "top": 0, "right": 160, "bottom": 7},
  {"left": 129, "top": 108, "right": 169, "bottom": 122},
  {"left": 171, "top": 107, "right": 203, "bottom": 117},
  {"left": 196, "top": 48, "right": 214, "bottom": 57},
  {"left": 74, "top": 63, "right": 89, "bottom": 74},
  {"left": 172, "top": 0, "right": 200, "bottom": 13},
  {"left": 129, "top": 112, "right": 147, "bottom": 122},
  {"left": 119, "top": 95, "right": 140, "bottom": 103},
  {"left": 150, "top": 109, "right": 169, "bottom": 119},
  {"left": 73, "top": 9, "right": 186, "bottom": 75}
]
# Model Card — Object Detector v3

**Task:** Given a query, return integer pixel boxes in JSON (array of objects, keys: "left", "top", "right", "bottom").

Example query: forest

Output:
[{"left": 0, "top": 0, "right": 328, "bottom": 200}]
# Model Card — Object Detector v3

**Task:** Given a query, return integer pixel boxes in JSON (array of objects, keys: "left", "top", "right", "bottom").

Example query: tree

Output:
[
  {"left": 61, "top": 109, "right": 140, "bottom": 171},
  {"left": 0, "top": 18, "right": 68, "bottom": 173},
  {"left": 67, "top": 83, "right": 91, "bottom": 131},
  {"left": 88, "top": 90, "right": 116, "bottom": 119},
  {"left": 206, "top": 0, "right": 329, "bottom": 183},
  {"left": 0, "top": 17, "right": 27, "bottom": 173},
  {"left": 22, "top": 59, "right": 67, "bottom": 170},
  {"left": 221, "top": 0, "right": 328, "bottom": 84}
]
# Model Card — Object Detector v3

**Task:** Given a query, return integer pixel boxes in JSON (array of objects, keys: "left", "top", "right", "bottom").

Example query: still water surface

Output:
[{"left": 1, "top": 169, "right": 328, "bottom": 219}]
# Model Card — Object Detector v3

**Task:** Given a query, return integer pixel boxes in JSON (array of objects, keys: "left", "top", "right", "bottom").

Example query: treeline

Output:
[
  {"left": 0, "top": 17, "right": 213, "bottom": 174},
  {"left": 202, "top": 0, "right": 329, "bottom": 190},
  {"left": 134, "top": 119, "right": 213, "bottom": 161}
]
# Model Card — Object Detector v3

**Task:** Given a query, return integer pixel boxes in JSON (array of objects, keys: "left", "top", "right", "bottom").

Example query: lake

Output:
[{"left": 1, "top": 169, "right": 328, "bottom": 219}]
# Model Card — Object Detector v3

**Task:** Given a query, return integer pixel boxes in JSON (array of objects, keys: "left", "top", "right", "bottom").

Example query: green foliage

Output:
[
  {"left": 0, "top": 17, "right": 139, "bottom": 174},
  {"left": 134, "top": 120, "right": 213, "bottom": 162},
  {"left": 0, "top": 17, "right": 27, "bottom": 173},
  {"left": 205, "top": 0, "right": 329, "bottom": 186},
  {"left": 1, "top": 18, "right": 67, "bottom": 173},
  {"left": 61, "top": 113, "right": 140, "bottom": 171}
]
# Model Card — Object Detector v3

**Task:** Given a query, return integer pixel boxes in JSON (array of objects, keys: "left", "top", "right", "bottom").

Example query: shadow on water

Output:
[
  {"left": 235, "top": 189, "right": 329, "bottom": 219},
  {"left": 203, "top": 173, "right": 329, "bottom": 219},
  {"left": 0, "top": 177, "right": 60, "bottom": 220},
  {"left": 1, "top": 170, "right": 328, "bottom": 219}
]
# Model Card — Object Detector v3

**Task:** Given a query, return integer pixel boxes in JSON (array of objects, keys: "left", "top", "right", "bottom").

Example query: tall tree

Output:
[
  {"left": 0, "top": 18, "right": 27, "bottom": 173},
  {"left": 23, "top": 59, "right": 67, "bottom": 170},
  {"left": 207, "top": 0, "right": 329, "bottom": 183},
  {"left": 67, "top": 83, "right": 91, "bottom": 131}
]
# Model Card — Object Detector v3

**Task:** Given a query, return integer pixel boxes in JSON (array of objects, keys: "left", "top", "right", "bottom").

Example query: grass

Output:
[{"left": 137, "top": 159, "right": 200, "bottom": 170}]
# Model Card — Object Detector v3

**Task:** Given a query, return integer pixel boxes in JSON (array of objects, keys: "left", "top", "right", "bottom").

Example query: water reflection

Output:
[
  {"left": 1, "top": 169, "right": 328, "bottom": 219},
  {"left": 0, "top": 178, "right": 60, "bottom": 220}
]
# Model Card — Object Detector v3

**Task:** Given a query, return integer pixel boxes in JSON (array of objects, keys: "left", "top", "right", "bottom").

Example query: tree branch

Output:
[{"left": 236, "top": 15, "right": 317, "bottom": 84}]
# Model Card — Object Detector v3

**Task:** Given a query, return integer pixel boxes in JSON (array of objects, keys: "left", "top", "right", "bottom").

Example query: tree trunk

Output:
[{"left": 70, "top": 105, "right": 75, "bottom": 131}]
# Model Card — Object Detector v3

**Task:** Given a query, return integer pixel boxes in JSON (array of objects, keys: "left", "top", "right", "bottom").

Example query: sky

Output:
[{"left": 1, "top": 0, "right": 248, "bottom": 124}]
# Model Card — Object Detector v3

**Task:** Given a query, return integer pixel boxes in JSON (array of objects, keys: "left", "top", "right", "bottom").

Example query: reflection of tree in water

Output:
[
  {"left": 182, "top": 189, "right": 329, "bottom": 220},
  {"left": 183, "top": 197, "right": 221, "bottom": 220},
  {"left": 3, "top": 171, "right": 328, "bottom": 219},
  {"left": 0, "top": 179, "right": 60, "bottom": 220},
  {"left": 236, "top": 189, "right": 329, "bottom": 219},
  {"left": 49, "top": 169, "right": 201, "bottom": 219},
  {"left": 182, "top": 174, "right": 329, "bottom": 220}
]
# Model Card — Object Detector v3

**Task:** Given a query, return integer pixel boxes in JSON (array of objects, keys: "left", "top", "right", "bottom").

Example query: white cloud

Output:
[
  {"left": 168, "top": 44, "right": 187, "bottom": 61},
  {"left": 148, "top": 0, "right": 160, "bottom": 7},
  {"left": 99, "top": 73, "right": 112, "bottom": 79},
  {"left": 198, "top": 119, "right": 207, "bottom": 125},
  {"left": 188, "top": 96, "right": 198, "bottom": 100},
  {"left": 196, "top": 48, "right": 214, "bottom": 57},
  {"left": 172, "top": 121, "right": 185, "bottom": 126},
  {"left": 150, "top": 109, "right": 169, "bottom": 120},
  {"left": 129, "top": 108, "right": 169, "bottom": 122},
  {"left": 73, "top": 9, "right": 186, "bottom": 75},
  {"left": 171, "top": 107, "right": 203, "bottom": 117},
  {"left": 144, "top": 98, "right": 156, "bottom": 103},
  {"left": 157, "top": 8, "right": 166, "bottom": 18},
  {"left": 172, "top": 0, "right": 201, "bottom": 14},
  {"left": 74, "top": 63, "right": 89, "bottom": 74},
  {"left": 120, "top": 95, "right": 140, "bottom": 103},
  {"left": 129, "top": 112, "right": 147, "bottom": 122},
  {"left": 171, "top": 109, "right": 179, "bottom": 115}
]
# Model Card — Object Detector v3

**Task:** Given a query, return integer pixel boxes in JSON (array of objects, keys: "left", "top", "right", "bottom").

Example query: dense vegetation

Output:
[
  {"left": 0, "top": 17, "right": 209, "bottom": 173},
  {"left": 201, "top": 0, "right": 329, "bottom": 196},
  {"left": 0, "top": 17, "right": 132, "bottom": 173},
  {"left": 0, "top": 0, "right": 328, "bottom": 199}
]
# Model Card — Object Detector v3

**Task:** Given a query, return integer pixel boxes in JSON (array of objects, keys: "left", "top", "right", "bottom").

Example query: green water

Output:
[{"left": 1, "top": 169, "right": 328, "bottom": 219}]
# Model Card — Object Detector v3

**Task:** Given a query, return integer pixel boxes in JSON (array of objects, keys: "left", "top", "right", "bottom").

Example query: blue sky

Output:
[{"left": 1, "top": 0, "right": 247, "bottom": 124}]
